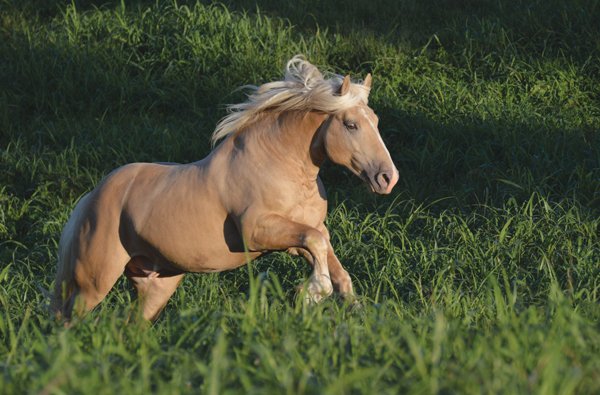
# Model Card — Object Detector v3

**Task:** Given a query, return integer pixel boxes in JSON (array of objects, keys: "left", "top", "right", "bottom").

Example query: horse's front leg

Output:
[
  {"left": 244, "top": 214, "right": 333, "bottom": 303},
  {"left": 287, "top": 225, "right": 355, "bottom": 300},
  {"left": 318, "top": 224, "right": 355, "bottom": 299}
]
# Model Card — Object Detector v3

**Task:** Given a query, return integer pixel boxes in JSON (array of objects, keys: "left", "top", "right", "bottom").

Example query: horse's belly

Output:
[
  {"left": 127, "top": 225, "right": 262, "bottom": 273},
  {"left": 178, "top": 249, "right": 262, "bottom": 273},
  {"left": 125, "top": 201, "right": 260, "bottom": 273},
  {"left": 126, "top": 214, "right": 254, "bottom": 272}
]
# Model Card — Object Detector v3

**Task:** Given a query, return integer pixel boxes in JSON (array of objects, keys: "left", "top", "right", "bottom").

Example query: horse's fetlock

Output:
[{"left": 308, "top": 275, "right": 333, "bottom": 297}]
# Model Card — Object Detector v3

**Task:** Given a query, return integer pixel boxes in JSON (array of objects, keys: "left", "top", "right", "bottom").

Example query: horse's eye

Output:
[{"left": 343, "top": 120, "right": 358, "bottom": 130}]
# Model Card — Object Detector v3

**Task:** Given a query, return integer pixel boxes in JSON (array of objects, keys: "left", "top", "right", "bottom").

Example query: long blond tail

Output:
[{"left": 52, "top": 193, "right": 90, "bottom": 318}]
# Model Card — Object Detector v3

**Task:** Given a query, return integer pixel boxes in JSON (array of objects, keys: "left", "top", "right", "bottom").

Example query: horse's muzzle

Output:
[{"left": 371, "top": 167, "right": 399, "bottom": 195}]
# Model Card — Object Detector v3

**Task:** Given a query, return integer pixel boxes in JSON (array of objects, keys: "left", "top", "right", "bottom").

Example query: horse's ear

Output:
[
  {"left": 340, "top": 75, "right": 351, "bottom": 96},
  {"left": 364, "top": 73, "right": 372, "bottom": 89}
]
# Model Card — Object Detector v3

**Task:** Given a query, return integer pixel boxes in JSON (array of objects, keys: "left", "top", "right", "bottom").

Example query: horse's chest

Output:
[{"left": 286, "top": 184, "right": 326, "bottom": 225}]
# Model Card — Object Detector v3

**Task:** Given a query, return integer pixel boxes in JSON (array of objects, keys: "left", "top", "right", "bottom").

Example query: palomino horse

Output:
[{"left": 53, "top": 56, "right": 398, "bottom": 320}]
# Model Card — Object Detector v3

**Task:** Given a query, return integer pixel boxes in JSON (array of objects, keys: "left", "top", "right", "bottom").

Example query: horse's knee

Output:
[{"left": 302, "top": 229, "right": 329, "bottom": 261}]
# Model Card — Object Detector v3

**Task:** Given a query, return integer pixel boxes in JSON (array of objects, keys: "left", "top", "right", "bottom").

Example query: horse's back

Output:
[{"left": 94, "top": 162, "right": 184, "bottom": 206}]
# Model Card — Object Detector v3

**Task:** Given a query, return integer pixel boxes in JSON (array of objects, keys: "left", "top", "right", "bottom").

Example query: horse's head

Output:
[{"left": 319, "top": 75, "right": 398, "bottom": 195}]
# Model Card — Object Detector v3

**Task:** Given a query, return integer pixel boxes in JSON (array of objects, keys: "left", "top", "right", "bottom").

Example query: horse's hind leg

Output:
[
  {"left": 67, "top": 249, "right": 130, "bottom": 318},
  {"left": 125, "top": 257, "right": 184, "bottom": 321}
]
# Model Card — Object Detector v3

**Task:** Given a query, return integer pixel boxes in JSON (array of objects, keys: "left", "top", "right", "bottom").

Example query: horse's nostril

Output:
[
  {"left": 382, "top": 172, "right": 390, "bottom": 184},
  {"left": 376, "top": 171, "right": 391, "bottom": 188}
]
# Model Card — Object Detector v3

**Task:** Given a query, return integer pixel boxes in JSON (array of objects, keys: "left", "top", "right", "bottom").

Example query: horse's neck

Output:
[{"left": 241, "top": 111, "right": 328, "bottom": 180}]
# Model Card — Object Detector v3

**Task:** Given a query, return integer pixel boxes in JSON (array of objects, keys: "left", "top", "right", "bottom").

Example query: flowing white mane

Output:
[{"left": 211, "top": 56, "right": 370, "bottom": 143}]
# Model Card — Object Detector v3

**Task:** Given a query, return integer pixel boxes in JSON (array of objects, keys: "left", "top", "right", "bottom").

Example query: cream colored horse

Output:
[{"left": 53, "top": 56, "right": 398, "bottom": 320}]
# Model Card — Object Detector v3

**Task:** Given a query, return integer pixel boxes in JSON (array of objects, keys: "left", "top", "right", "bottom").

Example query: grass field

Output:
[{"left": 1, "top": 0, "right": 599, "bottom": 393}]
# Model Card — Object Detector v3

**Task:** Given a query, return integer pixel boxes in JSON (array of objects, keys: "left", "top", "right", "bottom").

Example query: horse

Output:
[{"left": 52, "top": 56, "right": 399, "bottom": 321}]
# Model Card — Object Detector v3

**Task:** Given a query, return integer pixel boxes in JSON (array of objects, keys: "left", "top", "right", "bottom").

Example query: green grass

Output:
[{"left": 1, "top": 0, "right": 599, "bottom": 393}]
